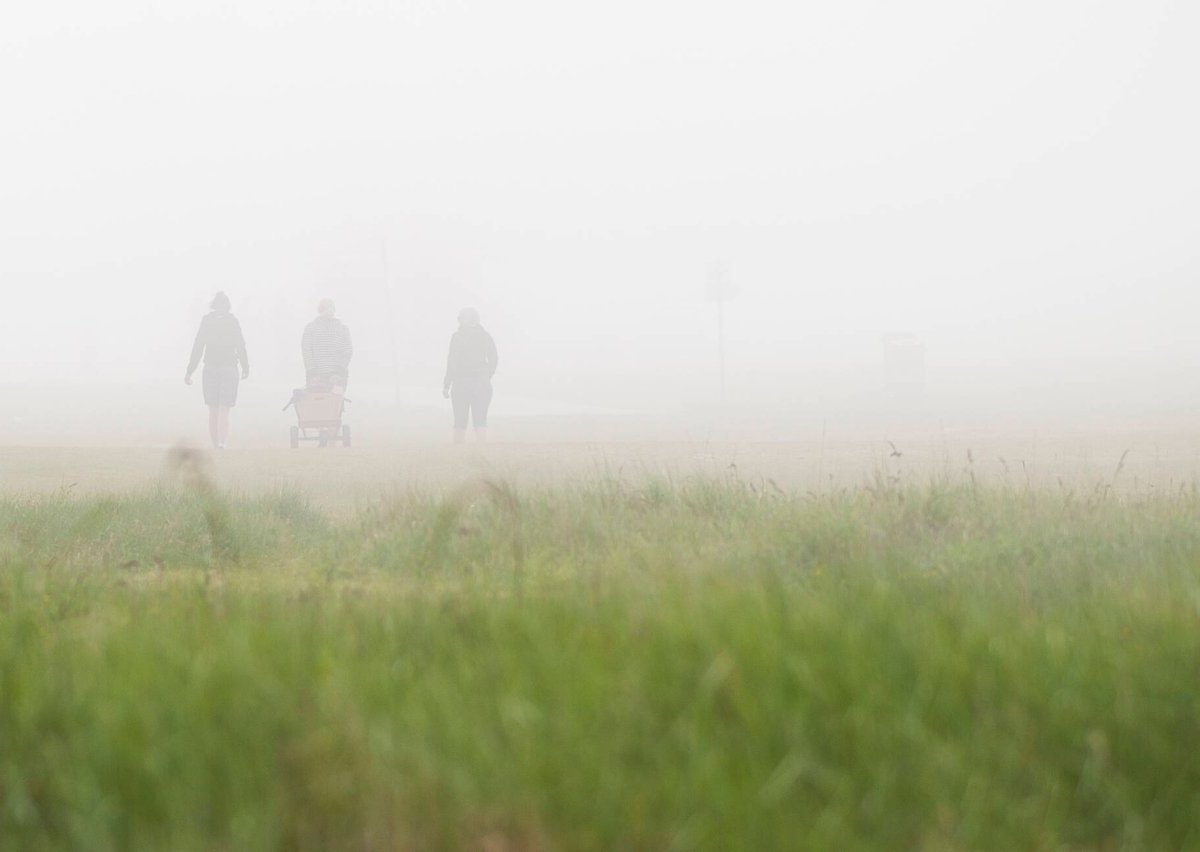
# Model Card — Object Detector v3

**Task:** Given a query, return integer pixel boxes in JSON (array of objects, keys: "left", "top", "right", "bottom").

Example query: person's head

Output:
[
  {"left": 211, "top": 291, "right": 231, "bottom": 312},
  {"left": 457, "top": 307, "right": 480, "bottom": 327},
  {"left": 317, "top": 298, "right": 335, "bottom": 318}
]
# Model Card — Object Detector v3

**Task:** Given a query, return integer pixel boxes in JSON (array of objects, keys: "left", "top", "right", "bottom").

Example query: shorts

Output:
[
  {"left": 451, "top": 377, "right": 493, "bottom": 429},
  {"left": 202, "top": 365, "right": 240, "bottom": 408}
]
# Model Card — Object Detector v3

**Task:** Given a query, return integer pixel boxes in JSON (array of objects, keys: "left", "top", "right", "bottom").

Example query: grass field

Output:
[{"left": 2, "top": 441, "right": 1199, "bottom": 851}]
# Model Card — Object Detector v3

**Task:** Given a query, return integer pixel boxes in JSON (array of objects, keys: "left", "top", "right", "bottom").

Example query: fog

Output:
[{"left": 3, "top": 0, "right": 1199, "bottom": 443}]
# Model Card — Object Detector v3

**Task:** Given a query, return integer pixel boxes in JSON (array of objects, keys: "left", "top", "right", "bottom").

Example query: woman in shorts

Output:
[{"left": 185, "top": 291, "right": 249, "bottom": 448}]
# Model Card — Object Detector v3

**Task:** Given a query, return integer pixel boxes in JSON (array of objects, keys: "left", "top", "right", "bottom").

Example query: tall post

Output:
[
  {"left": 716, "top": 294, "right": 726, "bottom": 403},
  {"left": 706, "top": 260, "right": 734, "bottom": 404},
  {"left": 380, "top": 239, "right": 402, "bottom": 406}
]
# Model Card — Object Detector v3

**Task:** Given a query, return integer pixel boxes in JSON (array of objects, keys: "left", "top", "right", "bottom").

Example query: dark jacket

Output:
[
  {"left": 443, "top": 325, "right": 498, "bottom": 391},
  {"left": 187, "top": 311, "right": 249, "bottom": 374}
]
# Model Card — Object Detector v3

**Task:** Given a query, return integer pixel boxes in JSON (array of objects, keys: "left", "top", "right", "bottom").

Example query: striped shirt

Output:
[{"left": 302, "top": 316, "right": 353, "bottom": 377}]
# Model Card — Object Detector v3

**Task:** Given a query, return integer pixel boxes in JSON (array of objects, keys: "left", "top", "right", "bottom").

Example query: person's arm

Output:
[
  {"left": 486, "top": 331, "right": 498, "bottom": 379},
  {"left": 235, "top": 318, "right": 250, "bottom": 378},
  {"left": 443, "top": 333, "right": 457, "bottom": 396},
  {"left": 340, "top": 325, "right": 353, "bottom": 369},
  {"left": 185, "top": 317, "right": 207, "bottom": 381},
  {"left": 301, "top": 324, "right": 314, "bottom": 375}
]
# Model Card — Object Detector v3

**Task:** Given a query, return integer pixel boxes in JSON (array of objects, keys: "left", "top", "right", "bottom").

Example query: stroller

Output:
[{"left": 284, "top": 378, "right": 351, "bottom": 448}]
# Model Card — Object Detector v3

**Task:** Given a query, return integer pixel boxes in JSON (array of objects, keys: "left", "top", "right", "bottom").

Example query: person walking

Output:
[
  {"left": 301, "top": 298, "right": 353, "bottom": 392},
  {"left": 443, "top": 307, "right": 498, "bottom": 443},
  {"left": 185, "top": 291, "right": 249, "bottom": 449}
]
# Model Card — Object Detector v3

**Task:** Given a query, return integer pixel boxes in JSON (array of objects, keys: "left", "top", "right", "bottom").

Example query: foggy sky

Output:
[{"left": 2, "top": 1, "right": 1197, "bottom": 410}]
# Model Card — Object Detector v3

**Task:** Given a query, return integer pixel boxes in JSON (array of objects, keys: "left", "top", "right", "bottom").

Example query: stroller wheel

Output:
[{"left": 289, "top": 426, "right": 299, "bottom": 449}]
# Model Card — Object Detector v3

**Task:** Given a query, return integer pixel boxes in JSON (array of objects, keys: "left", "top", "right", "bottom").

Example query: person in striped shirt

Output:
[{"left": 301, "top": 298, "right": 353, "bottom": 392}]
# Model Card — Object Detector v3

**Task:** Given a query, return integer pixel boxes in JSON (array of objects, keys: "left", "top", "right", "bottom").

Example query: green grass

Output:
[{"left": 1, "top": 472, "right": 1199, "bottom": 850}]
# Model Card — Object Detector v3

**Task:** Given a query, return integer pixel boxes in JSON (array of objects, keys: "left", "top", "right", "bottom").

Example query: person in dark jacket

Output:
[
  {"left": 185, "top": 291, "right": 249, "bottom": 448},
  {"left": 301, "top": 298, "right": 353, "bottom": 392},
  {"left": 443, "top": 307, "right": 498, "bottom": 443}
]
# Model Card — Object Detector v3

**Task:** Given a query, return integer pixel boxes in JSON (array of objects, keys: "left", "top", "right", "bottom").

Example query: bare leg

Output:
[
  {"left": 216, "top": 407, "right": 231, "bottom": 447},
  {"left": 208, "top": 407, "right": 220, "bottom": 447},
  {"left": 474, "top": 384, "right": 492, "bottom": 444}
]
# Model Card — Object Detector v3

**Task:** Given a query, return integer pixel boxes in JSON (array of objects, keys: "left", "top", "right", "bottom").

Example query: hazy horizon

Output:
[{"left": 3, "top": 0, "right": 1198, "bottom": 428}]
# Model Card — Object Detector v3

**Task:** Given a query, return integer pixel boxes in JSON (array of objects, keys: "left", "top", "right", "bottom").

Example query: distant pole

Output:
[
  {"left": 706, "top": 260, "right": 735, "bottom": 404},
  {"left": 380, "top": 240, "right": 402, "bottom": 406},
  {"left": 716, "top": 295, "right": 726, "bottom": 402}
]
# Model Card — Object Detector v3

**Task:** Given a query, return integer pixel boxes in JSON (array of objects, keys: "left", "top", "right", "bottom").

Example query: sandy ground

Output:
[
  {"left": 2, "top": 422, "right": 1199, "bottom": 512},
  {"left": 3, "top": 380, "right": 1198, "bottom": 507}
]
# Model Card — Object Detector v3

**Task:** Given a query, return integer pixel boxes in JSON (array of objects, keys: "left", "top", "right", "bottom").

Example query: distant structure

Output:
[
  {"left": 881, "top": 333, "right": 926, "bottom": 398},
  {"left": 705, "top": 260, "right": 737, "bottom": 402}
]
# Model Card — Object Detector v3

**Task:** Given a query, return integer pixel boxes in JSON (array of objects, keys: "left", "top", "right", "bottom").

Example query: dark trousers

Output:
[{"left": 451, "top": 378, "right": 493, "bottom": 428}]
